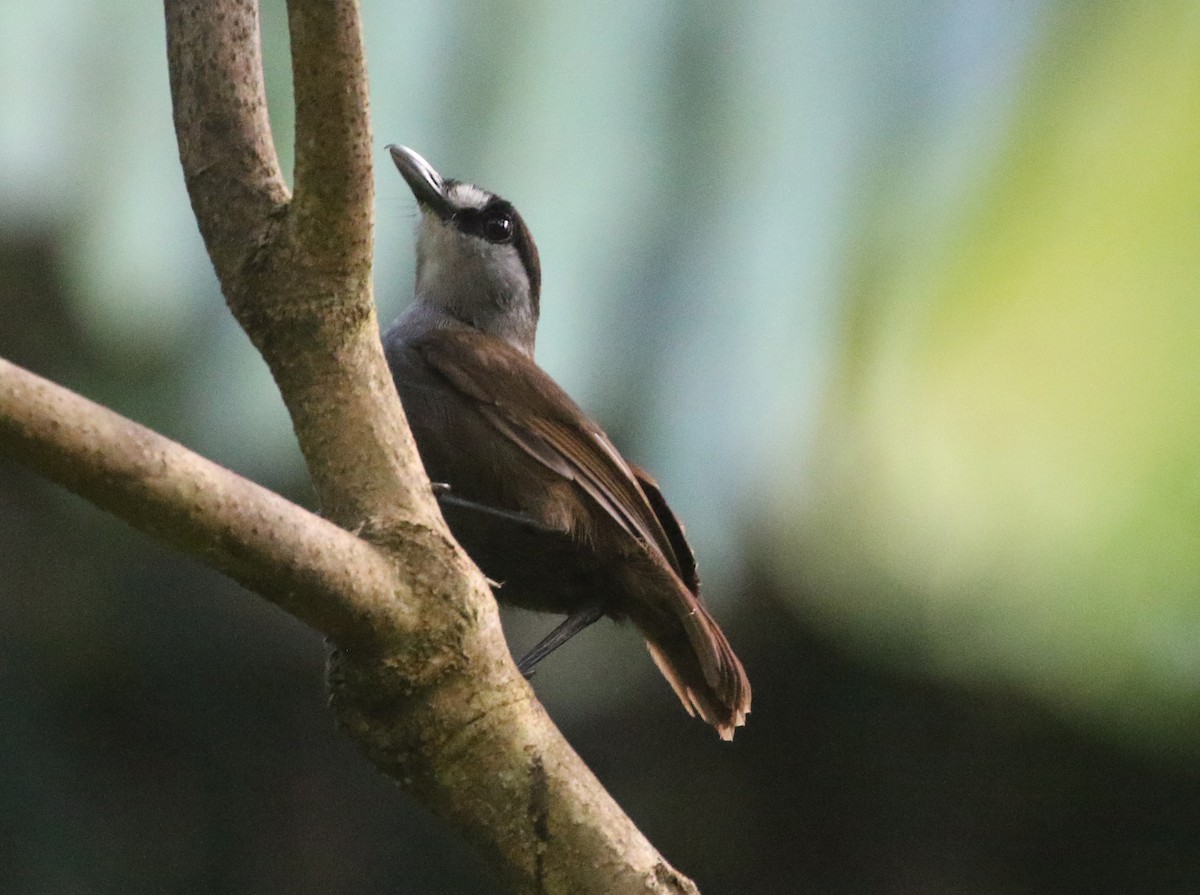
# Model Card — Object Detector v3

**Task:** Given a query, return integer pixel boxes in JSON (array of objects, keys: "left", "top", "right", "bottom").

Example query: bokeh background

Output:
[{"left": 3, "top": 1, "right": 1200, "bottom": 892}]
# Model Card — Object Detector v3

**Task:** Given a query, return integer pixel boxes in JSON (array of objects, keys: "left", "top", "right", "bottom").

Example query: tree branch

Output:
[
  {"left": 167, "top": 0, "right": 421, "bottom": 530},
  {"left": 164, "top": 0, "right": 288, "bottom": 277},
  {"left": 0, "top": 358, "right": 403, "bottom": 646},
  {"left": 287, "top": 0, "right": 374, "bottom": 268},
  {"left": 0, "top": 0, "right": 709, "bottom": 891}
]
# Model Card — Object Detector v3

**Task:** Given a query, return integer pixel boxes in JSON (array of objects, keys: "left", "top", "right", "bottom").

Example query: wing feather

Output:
[
  {"left": 392, "top": 324, "right": 750, "bottom": 737},
  {"left": 418, "top": 330, "right": 691, "bottom": 581}
]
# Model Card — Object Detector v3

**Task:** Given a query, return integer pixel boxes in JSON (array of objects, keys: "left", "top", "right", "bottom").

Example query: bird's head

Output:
[{"left": 389, "top": 144, "right": 541, "bottom": 356}]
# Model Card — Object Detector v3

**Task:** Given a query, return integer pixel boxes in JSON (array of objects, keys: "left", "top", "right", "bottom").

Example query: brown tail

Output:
[{"left": 642, "top": 599, "right": 751, "bottom": 741}]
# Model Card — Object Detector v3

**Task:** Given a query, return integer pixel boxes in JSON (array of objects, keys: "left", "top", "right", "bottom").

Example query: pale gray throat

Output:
[{"left": 410, "top": 216, "right": 538, "bottom": 357}]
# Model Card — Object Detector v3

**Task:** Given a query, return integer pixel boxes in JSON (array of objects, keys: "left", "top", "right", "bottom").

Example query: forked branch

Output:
[{"left": 0, "top": 1, "right": 705, "bottom": 892}]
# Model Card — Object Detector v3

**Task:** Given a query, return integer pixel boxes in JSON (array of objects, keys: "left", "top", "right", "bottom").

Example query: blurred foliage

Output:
[
  {"left": 787, "top": 0, "right": 1200, "bottom": 749},
  {"left": 3, "top": 0, "right": 1200, "bottom": 892}
]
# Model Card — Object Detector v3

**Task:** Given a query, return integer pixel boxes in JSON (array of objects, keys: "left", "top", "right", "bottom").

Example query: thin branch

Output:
[
  {"left": 287, "top": 0, "right": 374, "bottom": 269},
  {"left": 164, "top": 0, "right": 289, "bottom": 276},
  {"left": 0, "top": 358, "right": 408, "bottom": 646}
]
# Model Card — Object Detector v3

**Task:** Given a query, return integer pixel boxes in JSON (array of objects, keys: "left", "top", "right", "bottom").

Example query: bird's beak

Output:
[{"left": 387, "top": 144, "right": 454, "bottom": 218}]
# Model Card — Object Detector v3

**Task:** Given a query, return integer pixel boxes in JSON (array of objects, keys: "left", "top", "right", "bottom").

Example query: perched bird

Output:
[{"left": 382, "top": 145, "right": 750, "bottom": 739}]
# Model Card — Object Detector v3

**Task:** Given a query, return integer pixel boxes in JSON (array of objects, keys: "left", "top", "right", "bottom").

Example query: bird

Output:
[{"left": 381, "top": 144, "right": 750, "bottom": 739}]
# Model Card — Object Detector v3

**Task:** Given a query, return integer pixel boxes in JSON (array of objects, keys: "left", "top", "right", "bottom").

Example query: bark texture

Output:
[{"left": 0, "top": 0, "right": 704, "bottom": 892}]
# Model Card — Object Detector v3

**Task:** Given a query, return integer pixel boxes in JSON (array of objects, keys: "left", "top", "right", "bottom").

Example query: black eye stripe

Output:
[
  {"left": 453, "top": 202, "right": 515, "bottom": 244},
  {"left": 442, "top": 190, "right": 541, "bottom": 309}
]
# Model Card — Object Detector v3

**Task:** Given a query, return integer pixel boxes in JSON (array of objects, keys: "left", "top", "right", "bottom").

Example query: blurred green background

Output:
[{"left": 3, "top": 1, "right": 1200, "bottom": 892}]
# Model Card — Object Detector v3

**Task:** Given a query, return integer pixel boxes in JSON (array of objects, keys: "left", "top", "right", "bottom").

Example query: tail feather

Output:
[{"left": 644, "top": 601, "right": 751, "bottom": 741}]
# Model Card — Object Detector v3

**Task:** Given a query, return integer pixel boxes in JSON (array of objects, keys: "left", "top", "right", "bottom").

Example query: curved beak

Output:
[{"left": 387, "top": 144, "right": 453, "bottom": 217}]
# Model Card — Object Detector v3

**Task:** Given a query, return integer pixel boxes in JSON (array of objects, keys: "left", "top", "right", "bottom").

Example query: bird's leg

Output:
[
  {"left": 517, "top": 603, "right": 605, "bottom": 678},
  {"left": 432, "top": 491, "right": 601, "bottom": 674}
]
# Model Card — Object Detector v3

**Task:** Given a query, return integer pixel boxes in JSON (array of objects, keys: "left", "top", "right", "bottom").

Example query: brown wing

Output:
[
  {"left": 629, "top": 464, "right": 699, "bottom": 595},
  {"left": 417, "top": 329, "right": 692, "bottom": 582},
  {"left": 418, "top": 328, "right": 749, "bottom": 738}
]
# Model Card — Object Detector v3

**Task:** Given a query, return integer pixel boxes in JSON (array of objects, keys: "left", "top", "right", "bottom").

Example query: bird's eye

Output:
[{"left": 481, "top": 212, "right": 514, "bottom": 243}]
